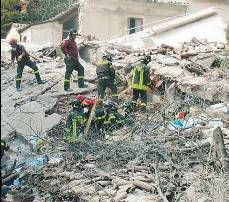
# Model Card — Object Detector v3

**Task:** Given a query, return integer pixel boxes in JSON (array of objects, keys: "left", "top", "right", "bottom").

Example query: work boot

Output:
[
  {"left": 64, "top": 80, "right": 70, "bottom": 91},
  {"left": 16, "top": 79, "right": 22, "bottom": 90},
  {"left": 16, "top": 86, "right": 22, "bottom": 91},
  {"left": 78, "top": 79, "right": 88, "bottom": 88},
  {"left": 38, "top": 80, "right": 46, "bottom": 85},
  {"left": 35, "top": 73, "right": 44, "bottom": 84},
  {"left": 64, "top": 88, "right": 73, "bottom": 92},
  {"left": 79, "top": 84, "right": 88, "bottom": 88}
]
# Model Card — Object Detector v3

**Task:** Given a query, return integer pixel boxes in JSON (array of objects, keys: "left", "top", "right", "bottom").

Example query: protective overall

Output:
[
  {"left": 65, "top": 99, "right": 85, "bottom": 143},
  {"left": 131, "top": 56, "right": 151, "bottom": 111},
  {"left": 9, "top": 38, "right": 44, "bottom": 90},
  {"left": 96, "top": 54, "right": 118, "bottom": 102},
  {"left": 104, "top": 101, "right": 124, "bottom": 131},
  {"left": 93, "top": 101, "right": 106, "bottom": 134},
  {"left": 60, "top": 28, "right": 86, "bottom": 90}
]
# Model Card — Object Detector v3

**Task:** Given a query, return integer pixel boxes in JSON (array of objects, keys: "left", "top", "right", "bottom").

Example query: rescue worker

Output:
[
  {"left": 75, "top": 94, "right": 85, "bottom": 108},
  {"left": 131, "top": 55, "right": 151, "bottom": 112},
  {"left": 65, "top": 99, "right": 85, "bottom": 143},
  {"left": 60, "top": 28, "right": 87, "bottom": 91},
  {"left": 82, "top": 96, "right": 96, "bottom": 119},
  {"left": 104, "top": 101, "right": 124, "bottom": 132},
  {"left": 9, "top": 38, "right": 45, "bottom": 91},
  {"left": 96, "top": 54, "right": 118, "bottom": 102},
  {"left": 1, "top": 139, "right": 10, "bottom": 159},
  {"left": 93, "top": 100, "right": 106, "bottom": 135}
]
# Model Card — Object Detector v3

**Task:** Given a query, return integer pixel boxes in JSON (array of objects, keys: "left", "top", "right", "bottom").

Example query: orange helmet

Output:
[
  {"left": 83, "top": 98, "right": 95, "bottom": 106},
  {"left": 9, "top": 38, "right": 17, "bottom": 46}
]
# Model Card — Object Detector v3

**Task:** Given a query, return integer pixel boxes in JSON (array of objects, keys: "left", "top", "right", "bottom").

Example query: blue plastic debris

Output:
[{"left": 29, "top": 155, "right": 48, "bottom": 167}]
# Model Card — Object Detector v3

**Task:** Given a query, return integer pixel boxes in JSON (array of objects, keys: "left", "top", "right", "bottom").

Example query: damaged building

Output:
[
  {"left": 12, "top": 0, "right": 229, "bottom": 46},
  {"left": 17, "top": 0, "right": 189, "bottom": 45},
  {"left": 1, "top": 0, "right": 229, "bottom": 202}
]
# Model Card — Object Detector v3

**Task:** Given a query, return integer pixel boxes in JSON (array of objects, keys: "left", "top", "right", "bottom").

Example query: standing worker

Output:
[
  {"left": 96, "top": 54, "right": 118, "bottom": 102},
  {"left": 60, "top": 28, "right": 87, "bottom": 91},
  {"left": 9, "top": 38, "right": 45, "bottom": 91},
  {"left": 131, "top": 55, "right": 151, "bottom": 112}
]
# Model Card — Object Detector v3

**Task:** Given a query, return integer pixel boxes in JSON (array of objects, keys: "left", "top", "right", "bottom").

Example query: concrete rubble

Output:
[
  {"left": 1, "top": 27, "right": 229, "bottom": 202},
  {"left": 1, "top": 47, "right": 97, "bottom": 142}
]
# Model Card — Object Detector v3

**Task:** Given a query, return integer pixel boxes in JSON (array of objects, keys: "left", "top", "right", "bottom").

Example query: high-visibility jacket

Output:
[
  {"left": 96, "top": 59, "right": 115, "bottom": 80},
  {"left": 131, "top": 63, "right": 151, "bottom": 91},
  {"left": 66, "top": 109, "right": 85, "bottom": 137},
  {"left": 104, "top": 110, "right": 124, "bottom": 130},
  {"left": 95, "top": 108, "right": 105, "bottom": 122}
]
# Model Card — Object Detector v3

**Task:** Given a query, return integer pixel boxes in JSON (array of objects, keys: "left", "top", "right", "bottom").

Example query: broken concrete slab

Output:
[
  {"left": 36, "top": 95, "right": 58, "bottom": 113},
  {"left": 1, "top": 101, "right": 62, "bottom": 141}
]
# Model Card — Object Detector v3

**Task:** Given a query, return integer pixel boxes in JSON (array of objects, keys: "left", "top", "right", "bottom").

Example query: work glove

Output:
[
  {"left": 17, "top": 55, "right": 22, "bottom": 63},
  {"left": 65, "top": 54, "right": 71, "bottom": 60}
]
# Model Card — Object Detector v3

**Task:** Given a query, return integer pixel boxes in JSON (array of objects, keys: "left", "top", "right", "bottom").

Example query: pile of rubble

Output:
[
  {"left": 1, "top": 37, "right": 229, "bottom": 202},
  {"left": 87, "top": 37, "right": 229, "bottom": 103},
  {"left": 4, "top": 98, "right": 229, "bottom": 201}
]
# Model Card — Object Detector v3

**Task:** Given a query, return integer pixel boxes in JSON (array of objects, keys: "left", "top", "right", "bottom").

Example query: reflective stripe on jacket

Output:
[
  {"left": 96, "top": 60, "right": 115, "bottom": 80},
  {"left": 131, "top": 63, "right": 150, "bottom": 91},
  {"left": 66, "top": 110, "right": 85, "bottom": 135}
]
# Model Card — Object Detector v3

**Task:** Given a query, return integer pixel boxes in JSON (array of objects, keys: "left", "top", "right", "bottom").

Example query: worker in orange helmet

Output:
[
  {"left": 9, "top": 38, "right": 45, "bottom": 91},
  {"left": 82, "top": 96, "right": 96, "bottom": 119}
]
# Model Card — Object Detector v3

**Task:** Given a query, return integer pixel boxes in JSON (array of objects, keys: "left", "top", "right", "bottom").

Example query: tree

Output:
[
  {"left": 1, "top": 0, "right": 21, "bottom": 38},
  {"left": 1, "top": 0, "right": 78, "bottom": 38}
]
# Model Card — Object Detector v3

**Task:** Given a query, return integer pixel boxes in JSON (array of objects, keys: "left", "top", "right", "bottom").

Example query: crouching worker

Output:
[
  {"left": 9, "top": 38, "right": 45, "bottom": 91},
  {"left": 104, "top": 101, "right": 124, "bottom": 132},
  {"left": 65, "top": 99, "right": 86, "bottom": 144},
  {"left": 93, "top": 100, "right": 106, "bottom": 136},
  {"left": 82, "top": 96, "right": 96, "bottom": 119}
]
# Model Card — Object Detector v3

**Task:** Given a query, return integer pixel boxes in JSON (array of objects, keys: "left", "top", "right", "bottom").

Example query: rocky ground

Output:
[{"left": 1, "top": 39, "right": 229, "bottom": 202}]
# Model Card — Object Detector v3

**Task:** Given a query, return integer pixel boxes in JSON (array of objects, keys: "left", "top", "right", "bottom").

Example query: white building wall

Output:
[
  {"left": 188, "top": 0, "right": 229, "bottom": 24},
  {"left": 20, "top": 21, "right": 63, "bottom": 46},
  {"left": 20, "top": 28, "right": 31, "bottom": 42},
  {"left": 79, "top": 0, "right": 187, "bottom": 40},
  {"left": 6, "top": 27, "right": 21, "bottom": 41}
]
